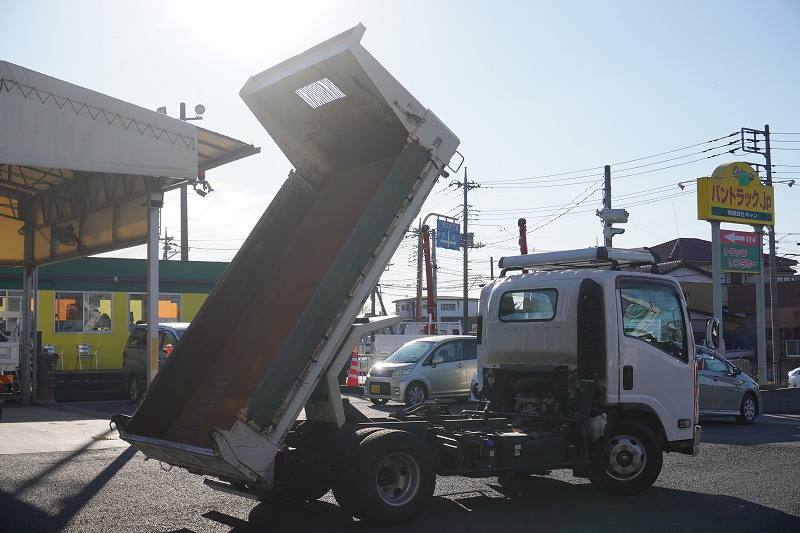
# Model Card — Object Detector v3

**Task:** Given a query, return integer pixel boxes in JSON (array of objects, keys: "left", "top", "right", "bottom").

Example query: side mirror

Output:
[
  {"left": 705, "top": 318, "right": 720, "bottom": 351},
  {"left": 431, "top": 354, "right": 444, "bottom": 366},
  {"left": 732, "top": 367, "right": 742, "bottom": 376}
]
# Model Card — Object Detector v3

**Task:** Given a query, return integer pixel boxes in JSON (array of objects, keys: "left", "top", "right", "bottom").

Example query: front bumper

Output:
[{"left": 363, "top": 377, "right": 406, "bottom": 402}]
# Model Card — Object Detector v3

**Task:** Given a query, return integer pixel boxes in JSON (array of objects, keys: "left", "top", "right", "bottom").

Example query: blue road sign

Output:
[{"left": 436, "top": 220, "right": 461, "bottom": 250}]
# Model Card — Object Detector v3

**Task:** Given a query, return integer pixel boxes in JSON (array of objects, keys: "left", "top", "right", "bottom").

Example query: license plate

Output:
[{"left": 370, "top": 384, "right": 381, "bottom": 394}]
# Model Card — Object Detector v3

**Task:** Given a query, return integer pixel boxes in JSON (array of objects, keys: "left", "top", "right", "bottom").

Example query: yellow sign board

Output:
[{"left": 696, "top": 162, "right": 774, "bottom": 226}]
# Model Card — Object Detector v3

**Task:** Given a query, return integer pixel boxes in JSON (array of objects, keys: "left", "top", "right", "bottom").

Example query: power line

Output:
[
  {"left": 484, "top": 134, "right": 738, "bottom": 186},
  {"left": 529, "top": 179, "right": 602, "bottom": 233}
]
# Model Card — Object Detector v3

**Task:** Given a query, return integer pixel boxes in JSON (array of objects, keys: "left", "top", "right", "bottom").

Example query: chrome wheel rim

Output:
[
  {"left": 743, "top": 397, "right": 756, "bottom": 421},
  {"left": 129, "top": 378, "right": 139, "bottom": 402},
  {"left": 408, "top": 386, "right": 425, "bottom": 405},
  {"left": 606, "top": 435, "right": 646, "bottom": 481},
  {"left": 374, "top": 452, "right": 420, "bottom": 507}
]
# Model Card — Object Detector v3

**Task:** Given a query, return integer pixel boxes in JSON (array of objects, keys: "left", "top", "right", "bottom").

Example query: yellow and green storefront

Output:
[{"left": 0, "top": 257, "right": 227, "bottom": 371}]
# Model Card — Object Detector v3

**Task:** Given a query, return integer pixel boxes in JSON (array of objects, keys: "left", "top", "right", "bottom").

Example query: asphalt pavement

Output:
[
  {"left": 1, "top": 398, "right": 799, "bottom": 532},
  {"left": 0, "top": 401, "right": 132, "bottom": 455}
]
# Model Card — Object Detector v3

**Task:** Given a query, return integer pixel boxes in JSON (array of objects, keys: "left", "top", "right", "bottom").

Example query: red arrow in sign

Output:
[{"left": 720, "top": 229, "right": 759, "bottom": 245}]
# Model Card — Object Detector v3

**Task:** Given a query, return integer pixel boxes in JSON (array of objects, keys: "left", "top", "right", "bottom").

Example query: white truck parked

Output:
[
  {"left": 372, "top": 320, "right": 462, "bottom": 362},
  {"left": 115, "top": 26, "right": 704, "bottom": 527}
]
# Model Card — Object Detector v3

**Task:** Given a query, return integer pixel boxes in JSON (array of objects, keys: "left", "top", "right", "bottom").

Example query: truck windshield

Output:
[{"left": 385, "top": 341, "right": 437, "bottom": 364}]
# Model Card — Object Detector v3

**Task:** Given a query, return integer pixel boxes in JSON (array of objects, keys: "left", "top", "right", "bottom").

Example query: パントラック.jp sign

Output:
[
  {"left": 696, "top": 162, "right": 775, "bottom": 226},
  {"left": 720, "top": 229, "right": 761, "bottom": 274}
]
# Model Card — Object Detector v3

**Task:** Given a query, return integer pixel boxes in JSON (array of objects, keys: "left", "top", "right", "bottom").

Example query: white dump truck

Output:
[{"left": 115, "top": 26, "right": 703, "bottom": 526}]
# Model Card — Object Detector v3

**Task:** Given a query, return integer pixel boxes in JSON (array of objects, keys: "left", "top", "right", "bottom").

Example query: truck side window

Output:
[
  {"left": 620, "top": 285, "right": 688, "bottom": 362},
  {"left": 498, "top": 289, "right": 557, "bottom": 321}
]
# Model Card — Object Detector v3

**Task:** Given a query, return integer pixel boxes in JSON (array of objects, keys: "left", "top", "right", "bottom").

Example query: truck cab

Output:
[{"left": 476, "top": 247, "right": 701, "bottom": 469}]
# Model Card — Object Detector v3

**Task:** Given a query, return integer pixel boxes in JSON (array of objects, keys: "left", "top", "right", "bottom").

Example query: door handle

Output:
[{"left": 623, "top": 365, "right": 633, "bottom": 390}]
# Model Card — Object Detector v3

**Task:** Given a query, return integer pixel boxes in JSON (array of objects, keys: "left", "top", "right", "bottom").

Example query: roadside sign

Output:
[
  {"left": 720, "top": 229, "right": 761, "bottom": 273},
  {"left": 696, "top": 162, "right": 774, "bottom": 226},
  {"left": 436, "top": 219, "right": 460, "bottom": 250}
]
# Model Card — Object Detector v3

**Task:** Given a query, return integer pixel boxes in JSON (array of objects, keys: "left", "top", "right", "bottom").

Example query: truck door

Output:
[{"left": 617, "top": 279, "right": 694, "bottom": 434}]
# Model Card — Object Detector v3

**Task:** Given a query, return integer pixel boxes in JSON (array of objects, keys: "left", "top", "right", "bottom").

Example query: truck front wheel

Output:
[
  {"left": 592, "top": 418, "right": 662, "bottom": 495},
  {"left": 332, "top": 428, "right": 435, "bottom": 526}
]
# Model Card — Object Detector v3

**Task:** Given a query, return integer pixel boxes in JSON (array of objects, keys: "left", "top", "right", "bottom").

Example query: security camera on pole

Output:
[{"left": 597, "top": 207, "right": 629, "bottom": 246}]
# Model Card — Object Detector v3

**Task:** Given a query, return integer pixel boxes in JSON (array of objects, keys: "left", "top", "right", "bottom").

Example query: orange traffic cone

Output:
[{"left": 346, "top": 346, "right": 359, "bottom": 387}]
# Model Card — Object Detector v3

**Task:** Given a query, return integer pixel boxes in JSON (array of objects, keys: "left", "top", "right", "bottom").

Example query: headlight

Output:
[{"left": 392, "top": 369, "right": 411, "bottom": 378}]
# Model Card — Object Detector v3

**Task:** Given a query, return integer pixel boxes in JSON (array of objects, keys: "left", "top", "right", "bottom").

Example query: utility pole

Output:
[
  {"left": 741, "top": 125, "right": 781, "bottom": 376},
  {"left": 449, "top": 168, "right": 480, "bottom": 333},
  {"left": 764, "top": 125, "right": 781, "bottom": 375},
  {"left": 597, "top": 164, "right": 628, "bottom": 246},
  {"left": 462, "top": 167, "right": 469, "bottom": 332},
  {"left": 161, "top": 230, "right": 179, "bottom": 260},
  {"left": 416, "top": 224, "right": 423, "bottom": 321},
  {"left": 180, "top": 184, "right": 189, "bottom": 261},
  {"left": 603, "top": 165, "right": 612, "bottom": 247},
  {"left": 176, "top": 102, "right": 204, "bottom": 262}
]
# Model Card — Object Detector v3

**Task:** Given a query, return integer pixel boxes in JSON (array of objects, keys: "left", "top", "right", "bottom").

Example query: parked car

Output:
[
  {"left": 364, "top": 335, "right": 477, "bottom": 406},
  {"left": 121, "top": 323, "right": 189, "bottom": 403},
  {"left": 789, "top": 367, "right": 800, "bottom": 388},
  {"left": 696, "top": 346, "right": 762, "bottom": 424}
]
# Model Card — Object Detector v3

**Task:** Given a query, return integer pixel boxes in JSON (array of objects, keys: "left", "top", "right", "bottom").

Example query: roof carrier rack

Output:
[{"left": 498, "top": 247, "right": 659, "bottom": 275}]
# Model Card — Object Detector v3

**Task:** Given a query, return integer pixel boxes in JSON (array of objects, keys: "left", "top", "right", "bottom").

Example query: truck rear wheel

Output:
[
  {"left": 592, "top": 418, "right": 662, "bottom": 495},
  {"left": 332, "top": 428, "right": 435, "bottom": 525}
]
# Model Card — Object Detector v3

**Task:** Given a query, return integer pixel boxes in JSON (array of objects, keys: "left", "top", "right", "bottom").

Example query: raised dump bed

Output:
[{"left": 118, "top": 24, "right": 459, "bottom": 487}]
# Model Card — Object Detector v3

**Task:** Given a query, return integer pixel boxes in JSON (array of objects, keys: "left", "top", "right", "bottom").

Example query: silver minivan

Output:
[{"left": 364, "top": 335, "right": 477, "bottom": 406}]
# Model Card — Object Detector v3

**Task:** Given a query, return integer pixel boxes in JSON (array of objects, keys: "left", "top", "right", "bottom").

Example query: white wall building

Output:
[{"left": 393, "top": 295, "right": 479, "bottom": 324}]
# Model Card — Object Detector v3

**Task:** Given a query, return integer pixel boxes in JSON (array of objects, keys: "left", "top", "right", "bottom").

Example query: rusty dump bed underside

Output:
[
  {"left": 122, "top": 25, "right": 458, "bottom": 456},
  {"left": 126, "top": 147, "right": 427, "bottom": 447}
]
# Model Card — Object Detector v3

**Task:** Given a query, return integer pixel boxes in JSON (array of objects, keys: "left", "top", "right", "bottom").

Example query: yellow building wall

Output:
[{"left": 40, "top": 289, "right": 209, "bottom": 370}]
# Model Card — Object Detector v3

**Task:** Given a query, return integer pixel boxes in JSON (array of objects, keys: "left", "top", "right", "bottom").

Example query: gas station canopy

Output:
[{"left": 0, "top": 60, "right": 259, "bottom": 267}]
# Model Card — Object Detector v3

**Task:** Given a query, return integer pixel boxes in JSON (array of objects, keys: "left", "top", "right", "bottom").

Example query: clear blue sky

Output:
[{"left": 5, "top": 0, "right": 799, "bottom": 305}]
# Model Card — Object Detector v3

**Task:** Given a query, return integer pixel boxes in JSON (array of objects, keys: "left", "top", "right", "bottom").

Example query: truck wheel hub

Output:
[{"left": 607, "top": 436, "right": 645, "bottom": 478}]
